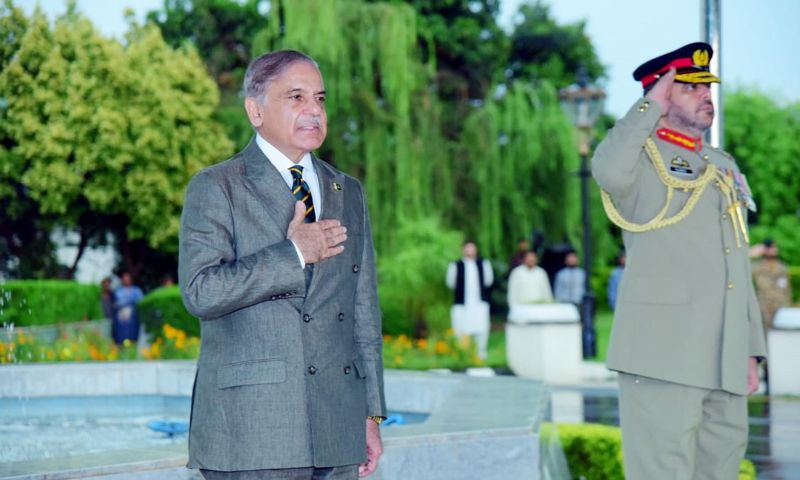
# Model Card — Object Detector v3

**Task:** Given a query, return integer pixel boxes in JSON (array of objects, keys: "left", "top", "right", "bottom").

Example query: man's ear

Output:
[{"left": 244, "top": 97, "right": 263, "bottom": 127}]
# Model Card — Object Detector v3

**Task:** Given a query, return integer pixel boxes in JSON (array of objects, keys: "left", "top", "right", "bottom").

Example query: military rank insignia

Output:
[{"left": 669, "top": 156, "right": 694, "bottom": 175}]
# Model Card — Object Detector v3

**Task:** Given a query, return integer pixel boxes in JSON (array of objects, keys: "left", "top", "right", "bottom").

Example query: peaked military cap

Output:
[{"left": 633, "top": 42, "right": 720, "bottom": 89}]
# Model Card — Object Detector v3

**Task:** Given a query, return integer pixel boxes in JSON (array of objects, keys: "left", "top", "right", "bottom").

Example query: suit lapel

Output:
[
  {"left": 242, "top": 139, "right": 296, "bottom": 230},
  {"left": 306, "top": 156, "right": 345, "bottom": 298}
]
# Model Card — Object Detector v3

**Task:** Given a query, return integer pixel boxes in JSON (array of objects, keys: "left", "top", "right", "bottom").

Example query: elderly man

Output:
[
  {"left": 179, "top": 50, "right": 385, "bottom": 479},
  {"left": 592, "top": 42, "right": 766, "bottom": 479}
]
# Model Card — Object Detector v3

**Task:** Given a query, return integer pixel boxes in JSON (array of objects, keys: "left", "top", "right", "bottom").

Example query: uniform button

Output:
[
  {"left": 344, "top": 366, "right": 352, "bottom": 374},
  {"left": 638, "top": 101, "right": 650, "bottom": 112},
  {"left": 722, "top": 213, "right": 728, "bottom": 220},
  {"left": 702, "top": 154, "right": 709, "bottom": 161},
  {"left": 338, "top": 312, "right": 345, "bottom": 321},
  {"left": 352, "top": 264, "right": 360, "bottom": 273},
  {"left": 727, "top": 282, "right": 734, "bottom": 289},
  {"left": 303, "top": 314, "right": 312, "bottom": 323},
  {"left": 270, "top": 295, "right": 277, "bottom": 300},
  {"left": 724, "top": 247, "right": 731, "bottom": 254},
  {"left": 308, "top": 366, "right": 317, "bottom": 375}
]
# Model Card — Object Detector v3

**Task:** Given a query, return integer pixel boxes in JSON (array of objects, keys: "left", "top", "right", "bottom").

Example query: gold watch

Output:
[{"left": 367, "top": 415, "right": 384, "bottom": 425}]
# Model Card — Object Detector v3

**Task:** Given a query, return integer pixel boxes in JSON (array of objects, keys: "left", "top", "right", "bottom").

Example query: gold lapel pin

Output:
[{"left": 332, "top": 182, "right": 342, "bottom": 191}]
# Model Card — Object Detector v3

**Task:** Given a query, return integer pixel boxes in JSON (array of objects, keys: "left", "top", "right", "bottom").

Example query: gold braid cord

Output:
[{"left": 600, "top": 138, "right": 749, "bottom": 245}]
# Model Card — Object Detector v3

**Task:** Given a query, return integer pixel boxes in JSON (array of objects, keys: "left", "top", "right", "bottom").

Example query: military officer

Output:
[
  {"left": 591, "top": 42, "right": 766, "bottom": 479},
  {"left": 752, "top": 239, "right": 793, "bottom": 333}
]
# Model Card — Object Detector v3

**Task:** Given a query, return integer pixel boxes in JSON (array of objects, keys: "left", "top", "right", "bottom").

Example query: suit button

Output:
[
  {"left": 344, "top": 366, "right": 352, "bottom": 374},
  {"left": 308, "top": 366, "right": 317, "bottom": 375},
  {"left": 352, "top": 264, "right": 360, "bottom": 273},
  {"left": 338, "top": 312, "right": 345, "bottom": 321},
  {"left": 727, "top": 282, "right": 734, "bottom": 289},
  {"left": 303, "top": 314, "right": 312, "bottom": 323}
]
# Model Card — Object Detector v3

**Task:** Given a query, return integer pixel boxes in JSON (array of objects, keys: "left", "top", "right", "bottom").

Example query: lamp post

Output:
[{"left": 558, "top": 70, "right": 606, "bottom": 358}]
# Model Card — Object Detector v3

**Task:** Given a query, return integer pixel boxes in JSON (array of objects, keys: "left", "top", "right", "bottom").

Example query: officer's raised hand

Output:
[{"left": 645, "top": 67, "right": 676, "bottom": 115}]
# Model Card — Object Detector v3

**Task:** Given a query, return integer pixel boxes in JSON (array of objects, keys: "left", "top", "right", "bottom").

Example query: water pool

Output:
[
  {"left": 0, "top": 395, "right": 190, "bottom": 464},
  {"left": 0, "top": 395, "right": 429, "bottom": 465}
]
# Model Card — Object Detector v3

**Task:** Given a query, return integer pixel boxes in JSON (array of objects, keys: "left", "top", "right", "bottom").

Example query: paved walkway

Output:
[{"left": 547, "top": 362, "right": 800, "bottom": 480}]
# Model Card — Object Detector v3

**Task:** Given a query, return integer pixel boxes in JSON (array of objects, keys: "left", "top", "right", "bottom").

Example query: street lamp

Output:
[{"left": 558, "top": 70, "right": 606, "bottom": 358}]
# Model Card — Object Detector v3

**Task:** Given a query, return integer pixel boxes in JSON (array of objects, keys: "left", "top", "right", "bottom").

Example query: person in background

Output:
[
  {"left": 508, "top": 238, "right": 530, "bottom": 273},
  {"left": 100, "top": 277, "right": 115, "bottom": 340},
  {"left": 553, "top": 251, "right": 585, "bottom": 307},
  {"left": 607, "top": 251, "right": 626, "bottom": 310},
  {"left": 507, "top": 250, "right": 553, "bottom": 306},
  {"left": 113, "top": 271, "right": 144, "bottom": 345},
  {"left": 752, "top": 239, "right": 792, "bottom": 334},
  {"left": 446, "top": 240, "right": 494, "bottom": 360}
]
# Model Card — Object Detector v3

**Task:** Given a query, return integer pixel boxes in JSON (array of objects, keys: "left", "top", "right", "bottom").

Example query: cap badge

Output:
[{"left": 693, "top": 49, "right": 710, "bottom": 67}]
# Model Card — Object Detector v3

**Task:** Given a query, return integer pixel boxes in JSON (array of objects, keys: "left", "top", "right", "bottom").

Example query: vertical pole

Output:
[
  {"left": 580, "top": 150, "right": 596, "bottom": 358},
  {"left": 702, "top": 0, "right": 723, "bottom": 148}
]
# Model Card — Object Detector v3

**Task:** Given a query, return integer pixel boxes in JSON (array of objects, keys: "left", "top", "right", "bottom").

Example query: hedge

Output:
[
  {"left": 0, "top": 280, "right": 102, "bottom": 327},
  {"left": 790, "top": 266, "right": 800, "bottom": 303},
  {"left": 137, "top": 285, "right": 200, "bottom": 339},
  {"left": 554, "top": 422, "right": 757, "bottom": 480}
]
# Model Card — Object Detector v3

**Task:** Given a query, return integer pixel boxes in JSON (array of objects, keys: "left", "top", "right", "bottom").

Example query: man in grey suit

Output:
[
  {"left": 179, "top": 50, "right": 386, "bottom": 480},
  {"left": 592, "top": 43, "right": 766, "bottom": 479}
]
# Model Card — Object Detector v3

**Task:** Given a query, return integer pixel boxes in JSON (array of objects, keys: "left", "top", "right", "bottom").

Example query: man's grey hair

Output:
[{"left": 243, "top": 50, "right": 319, "bottom": 102}]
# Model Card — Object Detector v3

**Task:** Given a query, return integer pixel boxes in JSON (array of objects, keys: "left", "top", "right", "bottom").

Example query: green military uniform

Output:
[
  {"left": 591, "top": 42, "right": 767, "bottom": 480},
  {"left": 752, "top": 257, "right": 792, "bottom": 332}
]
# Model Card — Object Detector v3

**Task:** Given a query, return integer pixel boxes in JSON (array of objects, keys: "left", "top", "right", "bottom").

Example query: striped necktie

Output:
[{"left": 289, "top": 165, "right": 316, "bottom": 223}]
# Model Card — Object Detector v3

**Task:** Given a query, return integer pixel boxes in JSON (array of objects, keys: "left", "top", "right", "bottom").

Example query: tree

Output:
[
  {"left": 146, "top": 0, "right": 269, "bottom": 149},
  {"left": 0, "top": 1, "right": 233, "bottom": 281},
  {"left": 507, "top": 1, "right": 605, "bottom": 89},
  {"left": 725, "top": 89, "right": 800, "bottom": 265}
]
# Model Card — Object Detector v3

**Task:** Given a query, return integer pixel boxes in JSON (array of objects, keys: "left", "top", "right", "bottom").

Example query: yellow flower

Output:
[
  {"left": 434, "top": 340, "right": 450, "bottom": 354},
  {"left": 393, "top": 355, "right": 404, "bottom": 365},
  {"left": 123, "top": 339, "right": 132, "bottom": 347},
  {"left": 415, "top": 338, "right": 428, "bottom": 349}
]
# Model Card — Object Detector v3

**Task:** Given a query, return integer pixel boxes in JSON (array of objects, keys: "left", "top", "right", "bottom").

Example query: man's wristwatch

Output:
[{"left": 367, "top": 415, "right": 384, "bottom": 425}]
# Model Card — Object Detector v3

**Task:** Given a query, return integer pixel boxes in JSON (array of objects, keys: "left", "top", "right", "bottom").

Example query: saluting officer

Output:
[{"left": 592, "top": 42, "right": 766, "bottom": 479}]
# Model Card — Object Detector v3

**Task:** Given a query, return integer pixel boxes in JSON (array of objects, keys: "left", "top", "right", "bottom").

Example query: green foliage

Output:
[
  {"left": 378, "top": 216, "right": 462, "bottom": 336},
  {"left": 790, "top": 266, "right": 800, "bottom": 304},
  {"left": 457, "top": 81, "right": 583, "bottom": 259},
  {"left": 554, "top": 423, "right": 757, "bottom": 480},
  {"left": 725, "top": 89, "right": 800, "bottom": 266},
  {"left": 507, "top": 2, "right": 605, "bottom": 88},
  {"left": 0, "top": 280, "right": 102, "bottom": 327},
  {"left": 556, "top": 422, "right": 624, "bottom": 480},
  {"left": 137, "top": 285, "right": 199, "bottom": 339},
  {"left": 0, "top": 2, "right": 234, "bottom": 278}
]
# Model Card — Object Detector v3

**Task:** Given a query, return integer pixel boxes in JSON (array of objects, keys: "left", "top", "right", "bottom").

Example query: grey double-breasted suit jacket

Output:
[
  {"left": 592, "top": 99, "right": 767, "bottom": 395},
  {"left": 179, "top": 139, "right": 386, "bottom": 471}
]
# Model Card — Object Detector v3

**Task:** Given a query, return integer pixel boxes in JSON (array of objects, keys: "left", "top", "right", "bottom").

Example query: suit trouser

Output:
[
  {"left": 200, "top": 465, "right": 358, "bottom": 480},
  {"left": 618, "top": 372, "right": 748, "bottom": 480}
]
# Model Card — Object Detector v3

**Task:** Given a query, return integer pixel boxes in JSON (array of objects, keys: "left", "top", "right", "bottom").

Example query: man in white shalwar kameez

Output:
[
  {"left": 507, "top": 251, "right": 553, "bottom": 306},
  {"left": 446, "top": 241, "right": 494, "bottom": 359}
]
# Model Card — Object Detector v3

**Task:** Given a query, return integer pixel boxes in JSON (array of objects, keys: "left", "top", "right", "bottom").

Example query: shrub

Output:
[
  {"left": 554, "top": 423, "right": 757, "bottom": 480},
  {"left": 378, "top": 216, "right": 462, "bottom": 337},
  {"left": 789, "top": 265, "right": 800, "bottom": 303},
  {"left": 0, "top": 280, "right": 102, "bottom": 327},
  {"left": 137, "top": 286, "right": 200, "bottom": 339}
]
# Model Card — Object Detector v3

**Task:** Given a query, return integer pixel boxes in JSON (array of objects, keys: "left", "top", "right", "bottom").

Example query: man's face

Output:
[
  {"left": 518, "top": 240, "right": 529, "bottom": 252},
  {"left": 121, "top": 273, "right": 132, "bottom": 286},
  {"left": 565, "top": 253, "right": 578, "bottom": 267},
  {"left": 463, "top": 242, "right": 478, "bottom": 259},
  {"left": 246, "top": 61, "right": 327, "bottom": 162},
  {"left": 666, "top": 82, "right": 714, "bottom": 135},
  {"left": 523, "top": 252, "right": 537, "bottom": 268}
]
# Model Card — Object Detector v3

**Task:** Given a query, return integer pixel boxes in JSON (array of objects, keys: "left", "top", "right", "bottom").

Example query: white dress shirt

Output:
[{"left": 255, "top": 134, "right": 323, "bottom": 268}]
